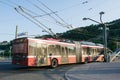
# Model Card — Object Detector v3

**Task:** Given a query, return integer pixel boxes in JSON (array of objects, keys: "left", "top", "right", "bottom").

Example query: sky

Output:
[{"left": 0, "top": 0, "right": 120, "bottom": 42}]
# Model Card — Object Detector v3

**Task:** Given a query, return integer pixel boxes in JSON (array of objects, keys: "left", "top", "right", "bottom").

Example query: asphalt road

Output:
[
  {"left": 0, "top": 59, "right": 120, "bottom": 80},
  {"left": 66, "top": 62, "right": 120, "bottom": 80},
  {"left": 0, "top": 59, "right": 76, "bottom": 80}
]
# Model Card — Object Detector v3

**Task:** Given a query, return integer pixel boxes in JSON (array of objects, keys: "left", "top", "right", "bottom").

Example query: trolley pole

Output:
[{"left": 83, "top": 11, "right": 108, "bottom": 62}]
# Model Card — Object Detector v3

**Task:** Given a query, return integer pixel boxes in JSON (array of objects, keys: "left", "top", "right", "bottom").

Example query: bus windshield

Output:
[
  {"left": 12, "top": 38, "right": 27, "bottom": 54},
  {"left": 12, "top": 43, "right": 27, "bottom": 53}
]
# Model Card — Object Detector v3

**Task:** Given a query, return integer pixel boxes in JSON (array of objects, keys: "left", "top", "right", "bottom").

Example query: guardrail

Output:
[{"left": 110, "top": 48, "right": 120, "bottom": 62}]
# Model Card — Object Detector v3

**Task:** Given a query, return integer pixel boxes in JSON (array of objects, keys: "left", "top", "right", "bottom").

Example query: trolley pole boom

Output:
[{"left": 15, "top": 6, "right": 57, "bottom": 38}]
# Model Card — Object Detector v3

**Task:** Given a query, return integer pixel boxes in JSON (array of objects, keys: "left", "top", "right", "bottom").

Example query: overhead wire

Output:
[
  {"left": 27, "top": 0, "right": 59, "bottom": 23},
  {"left": 0, "top": 0, "right": 107, "bottom": 38},
  {"left": 15, "top": 6, "right": 57, "bottom": 38},
  {"left": 27, "top": 0, "right": 72, "bottom": 29},
  {"left": 1, "top": 0, "right": 57, "bottom": 37},
  {"left": 33, "top": 11, "right": 58, "bottom": 18},
  {"left": 0, "top": 0, "right": 14, "bottom": 8},
  {"left": 14, "top": 8, "right": 53, "bottom": 37},
  {"left": 7, "top": 0, "right": 39, "bottom": 16},
  {"left": 36, "top": 0, "right": 73, "bottom": 29},
  {"left": 18, "top": 4, "right": 68, "bottom": 29},
  {"left": 37, "top": 0, "right": 69, "bottom": 25},
  {"left": 23, "top": 0, "right": 72, "bottom": 29},
  {"left": 7, "top": 0, "right": 18, "bottom": 7},
  {"left": 22, "top": 0, "right": 68, "bottom": 29},
  {"left": 57, "top": 0, "right": 89, "bottom": 12},
  {"left": 26, "top": 0, "right": 65, "bottom": 37}
]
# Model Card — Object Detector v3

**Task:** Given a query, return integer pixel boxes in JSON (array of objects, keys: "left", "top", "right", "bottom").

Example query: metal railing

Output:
[{"left": 110, "top": 48, "right": 120, "bottom": 62}]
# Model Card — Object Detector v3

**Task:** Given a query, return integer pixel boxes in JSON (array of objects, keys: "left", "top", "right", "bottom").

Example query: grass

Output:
[{"left": 0, "top": 57, "right": 4, "bottom": 61}]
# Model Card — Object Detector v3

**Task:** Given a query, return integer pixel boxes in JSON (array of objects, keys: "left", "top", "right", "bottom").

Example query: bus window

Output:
[
  {"left": 94, "top": 49, "right": 98, "bottom": 55},
  {"left": 12, "top": 43, "right": 27, "bottom": 53},
  {"left": 36, "top": 43, "right": 41, "bottom": 55},
  {"left": 68, "top": 46, "right": 75, "bottom": 55},
  {"left": 91, "top": 48, "right": 95, "bottom": 56},
  {"left": 93, "top": 48, "right": 95, "bottom": 55},
  {"left": 82, "top": 48, "right": 87, "bottom": 55},
  {"left": 56, "top": 45, "right": 61, "bottom": 55},
  {"left": 65, "top": 47, "right": 69, "bottom": 55},
  {"left": 29, "top": 42, "right": 36, "bottom": 56},
  {"left": 41, "top": 44, "right": 47, "bottom": 56},
  {"left": 87, "top": 47, "right": 90, "bottom": 55},
  {"left": 48, "top": 44, "right": 56, "bottom": 55},
  {"left": 61, "top": 46, "right": 66, "bottom": 57}
]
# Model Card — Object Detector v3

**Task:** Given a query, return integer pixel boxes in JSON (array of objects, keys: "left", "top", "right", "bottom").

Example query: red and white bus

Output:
[{"left": 12, "top": 37, "right": 104, "bottom": 68}]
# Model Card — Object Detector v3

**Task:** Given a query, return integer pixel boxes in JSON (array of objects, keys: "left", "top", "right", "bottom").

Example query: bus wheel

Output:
[{"left": 51, "top": 59, "right": 58, "bottom": 68}]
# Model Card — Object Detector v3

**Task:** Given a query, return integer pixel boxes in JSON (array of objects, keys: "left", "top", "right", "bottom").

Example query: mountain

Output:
[{"left": 60, "top": 19, "right": 120, "bottom": 51}]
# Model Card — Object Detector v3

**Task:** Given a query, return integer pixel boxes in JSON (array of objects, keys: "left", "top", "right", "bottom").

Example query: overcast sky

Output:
[{"left": 0, "top": 0, "right": 120, "bottom": 42}]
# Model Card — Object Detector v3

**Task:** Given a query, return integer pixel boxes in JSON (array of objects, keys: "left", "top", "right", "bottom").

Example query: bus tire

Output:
[{"left": 51, "top": 58, "right": 58, "bottom": 68}]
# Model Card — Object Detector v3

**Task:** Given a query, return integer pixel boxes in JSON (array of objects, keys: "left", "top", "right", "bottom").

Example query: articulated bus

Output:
[{"left": 12, "top": 37, "right": 104, "bottom": 68}]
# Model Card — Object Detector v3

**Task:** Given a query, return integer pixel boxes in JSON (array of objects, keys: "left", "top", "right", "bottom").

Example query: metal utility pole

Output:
[
  {"left": 15, "top": 25, "right": 18, "bottom": 39},
  {"left": 99, "top": 12, "right": 108, "bottom": 62},
  {"left": 83, "top": 11, "right": 108, "bottom": 62}
]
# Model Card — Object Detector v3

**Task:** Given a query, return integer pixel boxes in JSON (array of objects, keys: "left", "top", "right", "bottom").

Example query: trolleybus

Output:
[{"left": 12, "top": 37, "right": 104, "bottom": 68}]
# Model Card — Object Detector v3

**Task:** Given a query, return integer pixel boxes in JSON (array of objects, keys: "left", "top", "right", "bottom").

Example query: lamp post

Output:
[
  {"left": 83, "top": 11, "right": 108, "bottom": 62},
  {"left": 99, "top": 12, "right": 108, "bottom": 62}
]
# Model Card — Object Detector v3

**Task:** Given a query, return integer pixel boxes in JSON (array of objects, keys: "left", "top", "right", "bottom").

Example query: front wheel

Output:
[{"left": 51, "top": 59, "right": 58, "bottom": 68}]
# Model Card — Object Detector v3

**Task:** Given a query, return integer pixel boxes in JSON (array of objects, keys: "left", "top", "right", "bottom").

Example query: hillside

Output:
[{"left": 60, "top": 19, "right": 120, "bottom": 51}]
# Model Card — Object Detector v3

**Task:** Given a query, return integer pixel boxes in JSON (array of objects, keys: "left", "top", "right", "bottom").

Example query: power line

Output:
[
  {"left": 15, "top": 6, "right": 57, "bottom": 38},
  {"left": 36, "top": 0, "right": 73, "bottom": 29},
  {"left": 37, "top": 0, "right": 68, "bottom": 25},
  {"left": 27, "top": 0, "right": 61, "bottom": 25},
  {"left": 1, "top": 0, "right": 57, "bottom": 37},
  {"left": 27, "top": 0, "right": 73, "bottom": 30},
  {"left": 57, "top": 0, "right": 89, "bottom": 12},
  {"left": 7, "top": 0, "right": 19, "bottom": 7},
  {"left": 0, "top": 1, "right": 14, "bottom": 8}
]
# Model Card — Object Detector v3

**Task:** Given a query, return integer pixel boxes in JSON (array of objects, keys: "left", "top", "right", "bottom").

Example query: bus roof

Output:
[{"left": 13, "top": 37, "right": 104, "bottom": 48}]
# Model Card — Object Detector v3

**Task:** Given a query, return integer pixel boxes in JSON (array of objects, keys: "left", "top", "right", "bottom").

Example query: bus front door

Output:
[{"left": 36, "top": 44, "right": 47, "bottom": 66}]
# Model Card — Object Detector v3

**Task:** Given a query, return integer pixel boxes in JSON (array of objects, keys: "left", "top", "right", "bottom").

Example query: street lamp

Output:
[
  {"left": 99, "top": 12, "right": 108, "bottom": 62},
  {"left": 83, "top": 18, "right": 100, "bottom": 24},
  {"left": 83, "top": 11, "right": 108, "bottom": 62}
]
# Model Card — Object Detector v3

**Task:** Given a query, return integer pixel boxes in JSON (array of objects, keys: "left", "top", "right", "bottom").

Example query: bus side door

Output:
[{"left": 61, "top": 46, "right": 68, "bottom": 64}]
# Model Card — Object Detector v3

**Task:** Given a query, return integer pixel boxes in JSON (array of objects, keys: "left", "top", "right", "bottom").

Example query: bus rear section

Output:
[
  {"left": 12, "top": 38, "right": 47, "bottom": 67},
  {"left": 12, "top": 38, "right": 29, "bottom": 66},
  {"left": 81, "top": 44, "right": 104, "bottom": 63}
]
